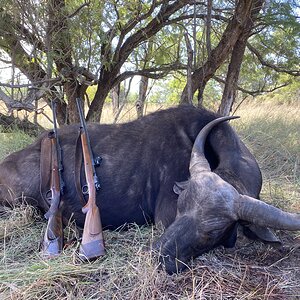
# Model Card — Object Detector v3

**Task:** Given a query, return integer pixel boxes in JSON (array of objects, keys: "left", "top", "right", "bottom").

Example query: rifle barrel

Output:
[
  {"left": 76, "top": 98, "right": 100, "bottom": 190},
  {"left": 51, "top": 99, "right": 65, "bottom": 194}
]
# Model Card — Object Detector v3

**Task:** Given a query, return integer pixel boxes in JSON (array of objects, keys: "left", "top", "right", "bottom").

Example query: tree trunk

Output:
[
  {"left": 64, "top": 81, "right": 80, "bottom": 124},
  {"left": 136, "top": 76, "right": 149, "bottom": 118},
  {"left": 55, "top": 100, "right": 68, "bottom": 125},
  {"left": 197, "top": 84, "right": 205, "bottom": 107},
  {"left": 184, "top": 33, "right": 193, "bottom": 105},
  {"left": 49, "top": 0, "right": 82, "bottom": 124},
  {"left": 206, "top": 0, "right": 212, "bottom": 56},
  {"left": 218, "top": 0, "right": 264, "bottom": 116},
  {"left": 111, "top": 83, "right": 120, "bottom": 116},
  {"left": 86, "top": 70, "right": 114, "bottom": 122},
  {"left": 218, "top": 36, "right": 248, "bottom": 115},
  {"left": 135, "top": 38, "right": 154, "bottom": 118}
]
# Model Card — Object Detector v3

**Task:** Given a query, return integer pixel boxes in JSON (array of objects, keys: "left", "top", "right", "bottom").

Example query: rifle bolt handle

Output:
[
  {"left": 94, "top": 156, "right": 102, "bottom": 167},
  {"left": 95, "top": 182, "right": 101, "bottom": 191}
]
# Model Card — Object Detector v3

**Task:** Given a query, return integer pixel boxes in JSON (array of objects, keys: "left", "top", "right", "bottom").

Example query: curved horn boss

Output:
[
  {"left": 155, "top": 116, "right": 300, "bottom": 274},
  {"left": 189, "top": 116, "right": 240, "bottom": 173}
]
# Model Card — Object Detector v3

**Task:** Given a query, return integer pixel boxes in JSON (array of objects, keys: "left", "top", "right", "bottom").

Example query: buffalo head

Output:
[{"left": 155, "top": 116, "right": 300, "bottom": 274}]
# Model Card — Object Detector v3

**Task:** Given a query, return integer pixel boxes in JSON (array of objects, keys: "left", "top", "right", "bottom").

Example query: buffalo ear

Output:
[
  {"left": 241, "top": 224, "right": 282, "bottom": 245},
  {"left": 173, "top": 180, "right": 189, "bottom": 195}
]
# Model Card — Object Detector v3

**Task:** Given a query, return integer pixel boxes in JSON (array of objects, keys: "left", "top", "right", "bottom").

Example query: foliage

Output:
[
  {"left": 237, "top": 0, "right": 300, "bottom": 95},
  {"left": 148, "top": 76, "right": 186, "bottom": 104},
  {"left": 255, "top": 79, "right": 300, "bottom": 104},
  {"left": 0, "top": 0, "right": 299, "bottom": 124}
]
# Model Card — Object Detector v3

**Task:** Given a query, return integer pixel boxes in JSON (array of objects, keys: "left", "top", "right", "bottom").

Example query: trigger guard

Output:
[
  {"left": 82, "top": 185, "right": 89, "bottom": 195},
  {"left": 45, "top": 189, "right": 52, "bottom": 201}
]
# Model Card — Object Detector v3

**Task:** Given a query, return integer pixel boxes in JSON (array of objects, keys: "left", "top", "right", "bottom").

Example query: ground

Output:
[{"left": 0, "top": 101, "right": 299, "bottom": 299}]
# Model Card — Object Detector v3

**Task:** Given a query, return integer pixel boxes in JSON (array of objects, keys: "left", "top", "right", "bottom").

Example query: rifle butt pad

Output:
[
  {"left": 79, "top": 239, "right": 105, "bottom": 260},
  {"left": 41, "top": 236, "right": 63, "bottom": 258}
]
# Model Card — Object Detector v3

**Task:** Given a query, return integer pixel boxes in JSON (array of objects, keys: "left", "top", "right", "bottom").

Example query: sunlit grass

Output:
[
  {"left": 0, "top": 129, "right": 35, "bottom": 161},
  {"left": 234, "top": 101, "right": 300, "bottom": 212}
]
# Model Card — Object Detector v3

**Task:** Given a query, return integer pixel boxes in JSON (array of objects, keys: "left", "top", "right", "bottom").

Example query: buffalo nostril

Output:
[
  {"left": 155, "top": 250, "right": 189, "bottom": 274},
  {"left": 162, "top": 255, "right": 188, "bottom": 275},
  {"left": 151, "top": 241, "right": 178, "bottom": 274}
]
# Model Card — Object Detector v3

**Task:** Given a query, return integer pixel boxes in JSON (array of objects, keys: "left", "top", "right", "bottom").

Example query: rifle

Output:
[
  {"left": 41, "top": 100, "right": 65, "bottom": 257},
  {"left": 76, "top": 97, "right": 105, "bottom": 259}
]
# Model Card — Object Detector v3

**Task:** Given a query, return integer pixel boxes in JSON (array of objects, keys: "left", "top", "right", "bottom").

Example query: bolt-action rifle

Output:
[
  {"left": 41, "top": 100, "right": 65, "bottom": 257},
  {"left": 76, "top": 98, "right": 105, "bottom": 259}
]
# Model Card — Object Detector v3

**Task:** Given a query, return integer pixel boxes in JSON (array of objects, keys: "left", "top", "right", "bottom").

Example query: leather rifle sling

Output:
[
  {"left": 39, "top": 133, "right": 53, "bottom": 211},
  {"left": 41, "top": 131, "right": 86, "bottom": 211},
  {"left": 74, "top": 130, "right": 87, "bottom": 207}
]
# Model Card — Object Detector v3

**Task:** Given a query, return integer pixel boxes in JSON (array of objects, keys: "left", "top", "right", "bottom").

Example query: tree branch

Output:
[
  {"left": 0, "top": 77, "right": 61, "bottom": 89},
  {"left": 166, "top": 13, "right": 228, "bottom": 24},
  {"left": 113, "top": 63, "right": 186, "bottom": 87},
  {"left": 114, "top": 0, "right": 162, "bottom": 59},
  {"left": 206, "top": 0, "right": 213, "bottom": 56},
  {"left": 184, "top": 32, "right": 193, "bottom": 104},
  {"left": 213, "top": 75, "right": 290, "bottom": 96},
  {"left": 68, "top": 1, "right": 90, "bottom": 18},
  {"left": 0, "top": 89, "right": 35, "bottom": 112},
  {"left": 247, "top": 43, "right": 300, "bottom": 76},
  {"left": 115, "top": 0, "right": 191, "bottom": 68}
]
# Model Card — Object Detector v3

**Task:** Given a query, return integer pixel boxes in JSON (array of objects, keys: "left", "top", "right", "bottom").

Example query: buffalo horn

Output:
[
  {"left": 238, "top": 195, "right": 300, "bottom": 230},
  {"left": 189, "top": 116, "right": 240, "bottom": 175}
]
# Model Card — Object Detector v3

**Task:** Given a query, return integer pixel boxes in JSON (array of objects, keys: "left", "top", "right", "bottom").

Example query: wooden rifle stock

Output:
[
  {"left": 77, "top": 98, "right": 105, "bottom": 259},
  {"left": 41, "top": 100, "right": 64, "bottom": 257}
]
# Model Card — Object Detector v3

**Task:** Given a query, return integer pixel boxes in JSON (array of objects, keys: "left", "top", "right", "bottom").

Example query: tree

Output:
[{"left": 135, "top": 39, "right": 154, "bottom": 118}]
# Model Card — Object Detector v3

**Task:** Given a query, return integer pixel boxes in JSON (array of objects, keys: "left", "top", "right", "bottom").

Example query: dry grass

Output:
[
  {"left": 1, "top": 214, "right": 300, "bottom": 299},
  {"left": 0, "top": 101, "right": 299, "bottom": 299},
  {"left": 234, "top": 101, "right": 300, "bottom": 212}
]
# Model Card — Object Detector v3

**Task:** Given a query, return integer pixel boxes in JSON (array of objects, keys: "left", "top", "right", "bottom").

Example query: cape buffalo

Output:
[{"left": 0, "top": 106, "right": 299, "bottom": 273}]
